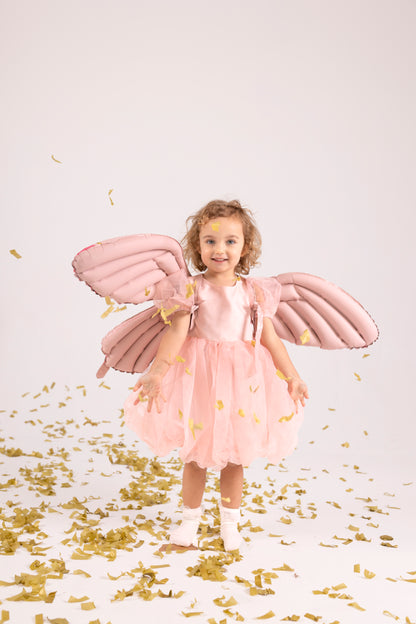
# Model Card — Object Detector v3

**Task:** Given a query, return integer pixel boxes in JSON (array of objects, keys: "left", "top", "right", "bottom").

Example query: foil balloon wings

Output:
[{"left": 72, "top": 233, "right": 379, "bottom": 378}]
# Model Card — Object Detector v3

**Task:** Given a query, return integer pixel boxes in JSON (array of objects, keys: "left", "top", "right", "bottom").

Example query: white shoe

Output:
[
  {"left": 169, "top": 506, "right": 202, "bottom": 547},
  {"left": 219, "top": 503, "right": 242, "bottom": 551}
]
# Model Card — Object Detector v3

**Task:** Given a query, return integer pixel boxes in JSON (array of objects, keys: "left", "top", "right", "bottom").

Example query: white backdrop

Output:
[{"left": 2, "top": 0, "right": 415, "bottom": 462}]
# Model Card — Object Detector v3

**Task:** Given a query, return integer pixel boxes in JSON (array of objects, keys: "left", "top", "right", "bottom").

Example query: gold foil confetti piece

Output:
[
  {"left": 251, "top": 339, "right": 256, "bottom": 347},
  {"left": 68, "top": 595, "right": 89, "bottom": 602},
  {"left": 213, "top": 596, "right": 238, "bottom": 607},
  {"left": 211, "top": 222, "right": 220, "bottom": 231},
  {"left": 400, "top": 576, "right": 416, "bottom": 583},
  {"left": 354, "top": 563, "right": 360, "bottom": 573},
  {"left": 362, "top": 353, "right": 370, "bottom": 358},
  {"left": 176, "top": 355, "right": 185, "bottom": 362},
  {"left": 328, "top": 407, "right": 336, "bottom": 411},
  {"left": 185, "top": 367, "right": 192, "bottom": 375},
  {"left": 348, "top": 602, "right": 366, "bottom": 611},
  {"left": 105, "top": 296, "right": 113, "bottom": 305},
  {"left": 238, "top": 409, "right": 245, "bottom": 417},
  {"left": 1, "top": 611, "right": 10, "bottom": 623},
  {"left": 178, "top": 409, "right": 183, "bottom": 419},
  {"left": 276, "top": 369, "right": 289, "bottom": 381},
  {"left": 281, "top": 617, "right": 300, "bottom": 622},
  {"left": 51, "top": 155, "right": 62, "bottom": 163},
  {"left": 341, "top": 442, "right": 350, "bottom": 448},
  {"left": 300, "top": 329, "right": 310, "bottom": 344},
  {"left": 181, "top": 612, "right": 204, "bottom": 618},
  {"left": 145, "top": 287, "right": 150, "bottom": 296},
  {"left": 9, "top": 249, "right": 22, "bottom": 259},
  {"left": 81, "top": 602, "right": 96, "bottom": 610},
  {"left": 256, "top": 612, "right": 275, "bottom": 620},
  {"left": 108, "top": 189, "right": 114, "bottom": 205},
  {"left": 332, "top": 583, "right": 347, "bottom": 590},
  {"left": 221, "top": 497, "right": 231, "bottom": 503},
  {"left": 304, "top": 615, "right": 320, "bottom": 622},
  {"left": 363, "top": 569, "right": 375, "bottom": 579},
  {"left": 380, "top": 535, "right": 393, "bottom": 540},
  {"left": 35, "top": 615, "right": 43, "bottom": 624},
  {"left": 72, "top": 569, "right": 91, "bottom": 577},
  {"left": 249, "top": 385, "right": 259, "bottom": 393},
  {"left": 253, "top": 413, "right": 260, "bottom": 424},
  {"left": 279, "top": 413, "right": 294, "bottom": 423},
  {"left": 364, "top": 430, "right": 368, "bottom": 435},
  {"left": 101, "top": 304, "right": 114, "bottom": 318},
  {"left": 383, "top": 612, "right": 400, "bottom": 620},
  {"left": 186, "top": 281, "right": 196, "bottom": 298},
  {"left": 215, "top": 400, "right": 224, "bottom": 410},
  {"left": 34, "top": 392, "right": 41, "bottom": 398},
  {"left": 354, "top": 372, "right": 361, "bottom": 381}
]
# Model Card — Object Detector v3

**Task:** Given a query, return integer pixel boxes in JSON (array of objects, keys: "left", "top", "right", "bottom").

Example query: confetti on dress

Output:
[{"left": 300, "top": 329, "right": 310, "bottom": 344}]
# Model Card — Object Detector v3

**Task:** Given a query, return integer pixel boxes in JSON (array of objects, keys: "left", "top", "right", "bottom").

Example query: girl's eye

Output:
[{"left": 226, "top": 240, "right": 236, "bottom": 245}]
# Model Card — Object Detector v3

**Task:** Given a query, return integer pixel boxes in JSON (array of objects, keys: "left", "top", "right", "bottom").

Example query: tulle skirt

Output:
[{"left": 124, "top": 336, "right": 304, "bottom": 471}]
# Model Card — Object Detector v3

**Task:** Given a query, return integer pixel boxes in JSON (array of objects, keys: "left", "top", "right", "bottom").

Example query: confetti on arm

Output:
[{"left": 9, "top": 249, "right": 22, "bottom": 259}]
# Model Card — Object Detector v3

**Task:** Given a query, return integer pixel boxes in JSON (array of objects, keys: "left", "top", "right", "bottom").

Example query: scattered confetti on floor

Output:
[{"left": 0, "top": 381, "right": 414, "bottom": 624}]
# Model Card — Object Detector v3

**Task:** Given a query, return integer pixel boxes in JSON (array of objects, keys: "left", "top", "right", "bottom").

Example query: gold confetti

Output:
[
  {"left": 9, "top": 249, "right": 22, "bottom": 259},
  {"left": 80, "top": 602, "right": 96, "bottom": 610},
  {"left": 101, "top": 305, "right": 114, "bottom": 319},
  {"left": 108, "top": 189, "right": 114, "bottom": 205},
  {"left": 181, "top": 612, "right": 204, "bottom": 618},
  {"left": 256, "top": 612, "right": 275, "bottom": 620},
  {"left": 221, "top": 497, "right": 231, "bottom": 503},
  {"left": 215, "top": 400, "right": 224, "bottom": 410},
  {"left": 185, "top": 367, "right": 192, "bottom": 375},
  {"left": 328, "top": 407, "right": 336, "bottom": 411},
  {"left": 253, "top": 413, "right": 260, "bottom": 424},
  {"left": 178, "top": 409, "right": 183, "bottom": 419},
  {"left": 276, "top": 369, "right": 289, "bottom": 381},
  {"left": 341, "top": 442, "right": 350, "bottom": 448},
  {"left": 238, "top": 409, "right": 245, "bottom": 417},
  {"left": 354, "top": 563, "right": 360, "bottom": 573},
  {"left": 211, "top": 222, "right": 220, "bottom": 231},
  {"left": 354, "top": 372, "right": 361, "bottom": 381},
  {"left": 35, "top": 616, "right": 43, "bottom": 624},
  {"left": 186, "top": 281, "right": 196, "bottom": 298},
  {"left": 383, "top": 611, "right": 400, "bottom": 620},
  {"left": 51, "top": 154, "right": 62, "bottom": 163},
  {"left": 279, "top": 413, "right": 294, "bottom": 423},
  {"left": 348, "top": 602, "right": 366, "bottom": 611},
  {"left": 188, "top": 418, "right": 203, "bottom": 440},
  {"left": 145, "top": 287, "right": 150, "bottom": 296},
  {"left": 362, "top": 353, "right": 370, "bottom": 358},
  {"left": 364, "top": 569, "right": 376, "bottom": 579},
  {"left": 300, "top": 329, "right": 310, "bottom": 344},
  {"left": 176, "top": 355, "right": 185, "bottom": 362}
]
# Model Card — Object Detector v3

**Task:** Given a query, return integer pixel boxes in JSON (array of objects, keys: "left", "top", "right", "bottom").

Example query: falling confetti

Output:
[
  {"left": 108, "top": 189, "right": 114, "bottom": 205},
  {"left": 9, "top": 249, "right": 22, "bottom": 259},
  {"left": 300, "top": 329, "right": 310, "bottom": 345},
  {"left": 51, "top": 154, "right": 62, "bottom": 163}
]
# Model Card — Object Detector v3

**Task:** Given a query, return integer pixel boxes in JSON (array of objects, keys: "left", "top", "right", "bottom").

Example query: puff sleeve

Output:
[
  {"left": 152, "top": 269, "right": 197, "bottom": 319},
  {"left": 251, "top": 277, "right": 282, "bottom": 318}
]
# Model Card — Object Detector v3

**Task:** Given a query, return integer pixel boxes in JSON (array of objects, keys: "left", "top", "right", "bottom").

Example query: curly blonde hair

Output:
[{"left": 181, "top": 199, "right": 262, "bottom": 275}]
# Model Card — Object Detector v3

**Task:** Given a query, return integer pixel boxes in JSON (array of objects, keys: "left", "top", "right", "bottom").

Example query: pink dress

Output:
[{"left": 123, "top": 272, "right": 304, "bottom": 471}]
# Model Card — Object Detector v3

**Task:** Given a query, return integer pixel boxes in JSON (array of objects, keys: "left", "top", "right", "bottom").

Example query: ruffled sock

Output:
[
  {"left": 169, "top": 505, "right": 202, "bottom": 547},
  {"left": 219, "top": 503, "right": 242, "bottom": 551}
]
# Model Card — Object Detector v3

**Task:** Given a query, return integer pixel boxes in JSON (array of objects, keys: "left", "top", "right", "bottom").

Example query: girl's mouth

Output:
[{"left": 212, "top": 258, "right": 227, "bottom": 262}]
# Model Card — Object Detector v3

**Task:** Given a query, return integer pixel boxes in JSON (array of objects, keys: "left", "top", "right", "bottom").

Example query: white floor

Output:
[{"left": 0, "top": 382, "right": 415, "bottom": 624}]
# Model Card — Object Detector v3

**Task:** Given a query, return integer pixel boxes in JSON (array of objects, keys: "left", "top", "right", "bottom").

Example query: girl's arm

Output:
[
  {"left": 260, "top": 317, "right": 309, "bottom": 412},
  {"left": 133, "top": 310, "right": 191, "bottom": 411}
]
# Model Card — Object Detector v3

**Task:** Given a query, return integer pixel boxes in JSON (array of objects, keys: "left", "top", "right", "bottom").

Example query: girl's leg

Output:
[
  {"left": 219, "top": 462, "right": 244, "bottom": 551},
  {"left": 220, "top": 462, "right": 244, "bottom": 508},
  {"left": 170, "top": 461, "right": 207, "bottom": 547},
  {"left": 182, "top": 461, "right": 207, "bottom": 508}
]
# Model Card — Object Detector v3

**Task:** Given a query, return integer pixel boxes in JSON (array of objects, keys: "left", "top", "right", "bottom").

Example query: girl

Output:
[{"left": 123, "top": 199, "right": 309, "bottom": 551}]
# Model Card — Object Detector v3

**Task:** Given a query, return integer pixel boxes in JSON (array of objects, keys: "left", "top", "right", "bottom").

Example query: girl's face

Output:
[{"left": 198, "top": 216, "right": 246, "bottom": 278}]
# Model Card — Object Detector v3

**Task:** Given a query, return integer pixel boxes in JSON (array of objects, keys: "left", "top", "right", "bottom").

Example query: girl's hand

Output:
[
  {"left": 133, "top": 373, "right": 167, "bottom": 413},
  {"left": 287, "top": 377, "right": 309, "bottom": 414}
]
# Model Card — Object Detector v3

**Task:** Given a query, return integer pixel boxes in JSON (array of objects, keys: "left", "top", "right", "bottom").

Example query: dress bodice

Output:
[{"left": 188, "top": 276, "right": 253, "bottom": 342}]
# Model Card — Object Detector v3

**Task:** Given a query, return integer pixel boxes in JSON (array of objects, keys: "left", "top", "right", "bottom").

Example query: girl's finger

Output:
[{"left": 147, "top": 397, "right": 153, "bottom": 413}]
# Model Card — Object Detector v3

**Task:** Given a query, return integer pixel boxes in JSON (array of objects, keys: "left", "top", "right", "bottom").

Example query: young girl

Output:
[{"left": 123, "top": 199, "right": 309, "bottom": 551}]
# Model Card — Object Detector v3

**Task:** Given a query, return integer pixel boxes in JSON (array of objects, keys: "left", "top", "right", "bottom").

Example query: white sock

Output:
[
  {"left": 219, "top": 503, "right": 242, "bottom": 551},
  {"left": 169, "top": 506, "right": 202, "bottom": 547}
]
